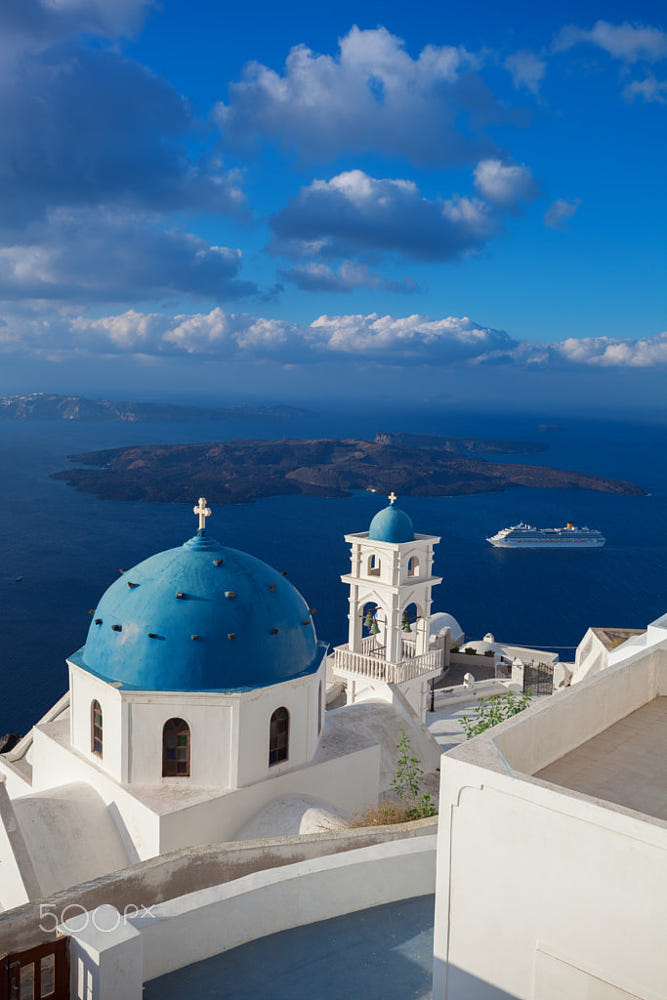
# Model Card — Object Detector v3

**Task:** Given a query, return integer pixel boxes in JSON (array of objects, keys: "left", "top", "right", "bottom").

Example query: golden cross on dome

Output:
[
  {"left": 193, "top": 497, "right": 211, "bottom": 531},
  {"left": 388, "top": 491, "right": 397, "bottom": 505}
]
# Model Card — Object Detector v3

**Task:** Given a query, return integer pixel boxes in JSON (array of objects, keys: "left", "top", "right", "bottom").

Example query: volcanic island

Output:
[{"left": 51, "top": 432, "right": 645, "bottom": 504}]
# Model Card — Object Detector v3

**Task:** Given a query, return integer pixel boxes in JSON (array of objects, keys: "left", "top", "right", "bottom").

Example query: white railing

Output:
[
  {"left": 360, "top": 635, "right": 385, "bottom": 658},
  {"left": 359, "top": 635, "right": 418, "bottom": 659},
  {"left": 401, "top": 637, "right": 417, "bottom": 658},
  {"left": 333, "top": 645, "right": 442, "bottom": 684}
]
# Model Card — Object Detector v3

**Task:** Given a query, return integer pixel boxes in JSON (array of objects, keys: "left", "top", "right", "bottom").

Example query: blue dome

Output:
[
  {"left": 368, "top": 505, "right": 414, "bottom": 543},
  {"left": 75, "top": 532, "right": 323, "bottom": 692}
]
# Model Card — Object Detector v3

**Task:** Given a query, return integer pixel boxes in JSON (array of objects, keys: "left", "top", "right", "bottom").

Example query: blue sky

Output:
[{"left": 0, "top": 0, "right": 665, "bottom": 411}]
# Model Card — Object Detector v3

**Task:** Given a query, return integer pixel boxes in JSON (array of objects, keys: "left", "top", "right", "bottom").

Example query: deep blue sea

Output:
[{"left": 1, "top": 407, "right": 666, "bottom": 734}]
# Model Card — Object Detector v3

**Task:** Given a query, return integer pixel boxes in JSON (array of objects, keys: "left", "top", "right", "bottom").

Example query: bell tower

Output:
[{"left": 340, "top": 494, "right": 442, "bottom": 667}]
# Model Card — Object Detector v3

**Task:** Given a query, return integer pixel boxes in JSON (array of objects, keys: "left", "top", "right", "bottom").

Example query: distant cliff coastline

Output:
[
  {"left": 52, "top": 432, "right": 645, "bottom": 504},
  {"left": 0, "top": 393, "right": 312, "bottom": 423}
]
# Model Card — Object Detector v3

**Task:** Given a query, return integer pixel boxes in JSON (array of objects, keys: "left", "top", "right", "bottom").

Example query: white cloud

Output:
[
  {"left": 4, "top": 307, "right": 667, "bottom": 372},
  {"left": 0, "top": 0, "right": 245, "bottom": 310},
  {"left": 0, "top": 46, "right": 244, "bottom": 230},
  {"left": 555, "top": 20, "right": 667, "bottom": 63},
  {"left": 214, "top": 26, "right": 513, "bottom": 166},
  {"left": 270, "top": 169, "right": 498, "bottom": 262},
  {"left": 504, "top": 51, "right": 546, "bottom": 95},
  {"left": 307, "top": 313, "right": 514, "bottom": 362},
  {"left": 66, "top": 309, "right": 295, "bottom": 356},
  {"left": 0, "top": 211, "right": 256, "bottom": 303},
  {"left": 0, "top": 0, "right": 152, "bottom": 71},
  {"left": 473, "top": 159, "right": 539, "bottom": 209},
  {"left": 500, "top": 333, "right": 667, "bottom": 368},
  {"left": 0, "top": 308, "right": 515, "bottom": 363},
  {"left": 554, "top": 333, "right": 667, "bottom": 367},
  {"left": 623, "top": 75, "right": 667, "bottom": 104},
  {"left": 544, "top": 197, "right": 581, "bottom": 229}
]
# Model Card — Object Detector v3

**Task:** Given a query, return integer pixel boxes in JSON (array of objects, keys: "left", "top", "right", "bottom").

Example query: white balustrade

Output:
[{"left": 333, "top": 644, "right": 442, "bottom": 683}]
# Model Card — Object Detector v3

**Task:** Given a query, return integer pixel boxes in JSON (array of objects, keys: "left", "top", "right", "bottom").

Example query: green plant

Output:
[
  {"left": 464, "top": 646, "right": 476, "bottom": 655},
  {"left": 450, "top": 644, "right": 460, "bottom": 653},
  {"left": 461, "top": 689, "right": 532, "bottom": 739},
  {"left": 484, "top": 649, "right": 495, "bottom": 657},
  {"left": 391, "top": 729, "right": 437, "bottom": 819}
]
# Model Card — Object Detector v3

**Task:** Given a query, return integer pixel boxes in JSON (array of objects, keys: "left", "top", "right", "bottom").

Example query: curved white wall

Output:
[{"left": 67, "top": 660, "right": 326, "bottom": 789}]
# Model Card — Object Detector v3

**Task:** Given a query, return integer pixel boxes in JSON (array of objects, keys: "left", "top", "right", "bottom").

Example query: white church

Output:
[
  {"left": 0, "top": 494, "right": 447, "bottom": 910},
  {"left": 2, "top": 493, "right": 664, "bottom": 1000}
]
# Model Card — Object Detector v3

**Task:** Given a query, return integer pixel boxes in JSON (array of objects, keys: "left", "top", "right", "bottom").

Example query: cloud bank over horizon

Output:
[{"left": 1, "top": 307, "right": 665, "bottom": 371}]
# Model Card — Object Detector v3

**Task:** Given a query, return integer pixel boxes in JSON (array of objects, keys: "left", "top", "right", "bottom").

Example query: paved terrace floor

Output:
[
  {"left": 144, "top": 895, "right": 435, "bottom": 1000},
  {"left": 536, "top": 696, "right": 667, "bottom": 820}
]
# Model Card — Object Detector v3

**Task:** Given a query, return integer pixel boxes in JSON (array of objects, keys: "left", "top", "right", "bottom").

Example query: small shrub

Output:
[
  {"left": 461, "top": 689, "right": 532, "bottom": 739},
  {"left": 391, "top": 729, "right": 437, "bottom": 819},
  {"left": 347, "top": 730, "right": 438, "bottom": 828},
  {"left": 484, "top": 649, "right": 495, "bottom": 657},
  {"left": 450, "top": 644, "right": 460, "bottom": 653},
  {"left": 464, "top": 646, "right": 476, "bottom": 655}
]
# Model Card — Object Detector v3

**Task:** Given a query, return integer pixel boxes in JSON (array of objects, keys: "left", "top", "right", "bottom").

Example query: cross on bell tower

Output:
[{"left": 193, "top": 497, "right": 212, "bottom": 533}]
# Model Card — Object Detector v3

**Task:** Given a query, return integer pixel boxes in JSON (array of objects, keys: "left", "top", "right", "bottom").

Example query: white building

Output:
[
  {"left": 569, "top": 625, "right": 646, "bottom": 684},
  {"left": 433, "top": 611, "right": 667, "bottom": 999},
  {"left": 0, "top": 499, "right": 384, "bottom": 911}
]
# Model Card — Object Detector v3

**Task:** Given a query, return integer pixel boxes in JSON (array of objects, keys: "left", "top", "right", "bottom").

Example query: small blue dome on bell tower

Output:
[{"left": 368, "top": 493, "right": 414, "bottom": 543}]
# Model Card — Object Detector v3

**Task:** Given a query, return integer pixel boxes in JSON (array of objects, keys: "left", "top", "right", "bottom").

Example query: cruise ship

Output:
[{"left": 487, "top": 522, "right": 606, "bottom": 549}]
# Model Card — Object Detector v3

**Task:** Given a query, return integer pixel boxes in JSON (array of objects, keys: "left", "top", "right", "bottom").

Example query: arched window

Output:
[
  {"left": 318, "top": 681, "right": 323, "bottom": 735},
  {"left": 368, "top": 554, "right": 381, "bottom": 577},
  {"left": 162, "top": 718, "right": 191, "bottom": 777},
  {"left": 407, "top": 556, "right": 420, "bottom": 578},
  {"left": 91, "top": 700, "right": 103, "bottom": 757},
  {"left": 269, "top": 707, "right": 289, "bottom": 766}
]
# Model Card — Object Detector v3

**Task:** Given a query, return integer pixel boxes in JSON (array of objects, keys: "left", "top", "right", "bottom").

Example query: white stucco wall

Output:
[
  {"left": 69, "top": 664, "right": 124, "bottom": 781},
  {"left": 140, "top": 835, "right": 436, "bottom": 982},
  {"left": 65, "top": 906, "right": 143, "bottom": 1000},
  {"left": 433, "top": 652, "right": 667, "bottom": 1000},
  {"left": 61, "top": 834, "right": 437, "bottom": 998},
  {"left": 28, "top": 725, "right": 161, "bottom": 859},
  {"left": 608, "top": 612, "right": 667, "bottom": 670},
  {"left": 433, "top": 757, "right": 667, "bottom": 1000},
  {"left": 570, "top": 628, "right": 606, "bottom": 685},
  {"left": 0, "top": 778, "right": 40, "bottom": 910},
  {"left": 0, "top": 657, "right": 376, "bottom": 893},
  {"left": 124, "top": 696, "right": 235, "bottom": 787},
  {"left": 491, "top": 649, "right": 663, "bottom": 776},
  {"left": 12, "top": 782, "right": 131, "bottom": 897},
  {"left": 157, "top": 741, "right": 380, "bottom": 852},
  {"left": 68, "top": 660, "right": 325, "bottom": 789},
  {"left": 234, "top": 662, "right": 325, "bottom": 787}
]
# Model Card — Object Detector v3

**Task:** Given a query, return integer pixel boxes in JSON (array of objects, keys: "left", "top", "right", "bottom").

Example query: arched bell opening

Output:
[
  {"left": 407, "top": 555, "right": 420, "bottom": 578},
  {"left": 367, "top": 553, "right": 382, "bottom": 578},
  {"left": 361, "top": 601, "right": 387, "bottom": 658},
  {"left": 402, "top": 601, "right": 429, "bottom": 657}
]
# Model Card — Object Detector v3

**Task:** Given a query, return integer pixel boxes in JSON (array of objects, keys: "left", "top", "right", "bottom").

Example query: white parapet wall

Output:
[
  {"left": 62, "top": 835, "right": 437, "bottom": 999},
  {"left": 433, "top": 652, "right": 667, "bottom": 1000}
]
